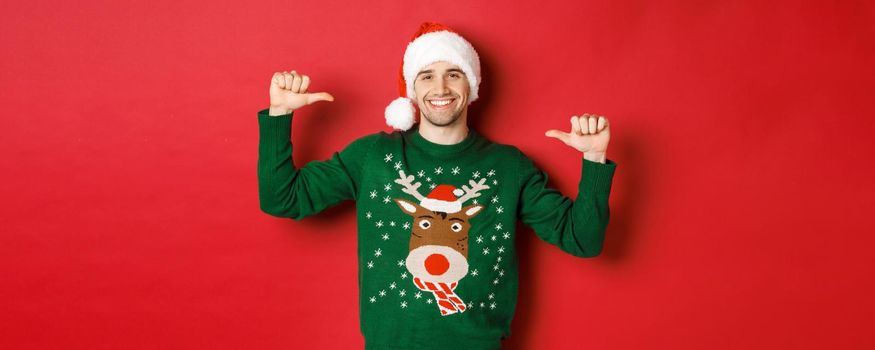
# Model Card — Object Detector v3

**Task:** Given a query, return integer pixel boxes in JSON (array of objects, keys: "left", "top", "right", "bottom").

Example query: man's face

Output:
[{"left": 413, "top": 61, "right": 470, "bottom": 127}]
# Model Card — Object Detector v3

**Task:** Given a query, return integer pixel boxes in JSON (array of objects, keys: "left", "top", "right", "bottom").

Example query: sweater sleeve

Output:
[
  {"left": 517, "top": 151, "right": 617, "bottom": 257},
  {"left": 257, "top": 108, "right": 377, "bottom": 220}
]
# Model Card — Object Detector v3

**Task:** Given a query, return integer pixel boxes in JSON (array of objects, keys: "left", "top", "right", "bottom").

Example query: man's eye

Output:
[
  {"left": 421, "top": 75, "right": 432, "bottom": 80},
  {"left": 449, "top": 73, "right": 459, "bottom": 78}
]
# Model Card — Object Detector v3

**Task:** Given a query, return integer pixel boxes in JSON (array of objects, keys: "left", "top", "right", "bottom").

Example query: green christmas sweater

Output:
[{"left": 257, "top": 108, "right": 617, "bottom": 350}]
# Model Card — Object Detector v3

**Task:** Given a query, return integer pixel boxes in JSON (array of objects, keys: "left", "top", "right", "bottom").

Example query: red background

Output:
[{"left": 2, "top": 0, "right": 874, "bottom": 349}]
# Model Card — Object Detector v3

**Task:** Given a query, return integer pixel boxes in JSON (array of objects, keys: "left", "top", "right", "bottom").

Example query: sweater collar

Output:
[{"left": 408, "top": 127, "right": 479, "bottom": 156}]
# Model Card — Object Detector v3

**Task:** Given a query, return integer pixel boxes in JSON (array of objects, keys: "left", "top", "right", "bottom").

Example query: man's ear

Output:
[
  {"left": 462, "top": 204, "right": 483, "bottom": 219},
  {"left": 395, "top": 199, "right": 418, "bottom": 215}
]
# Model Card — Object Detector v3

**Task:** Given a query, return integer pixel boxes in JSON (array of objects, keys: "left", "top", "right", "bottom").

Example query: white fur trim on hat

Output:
[
  {"left": 385, "top": 97, "right": 416, "bottom": 131},
  {"left": 420, "top": 198, "right": 462, "bottom": 214},
  {"left": 403, "top": 31, "right": 481, "bottom": 102}
]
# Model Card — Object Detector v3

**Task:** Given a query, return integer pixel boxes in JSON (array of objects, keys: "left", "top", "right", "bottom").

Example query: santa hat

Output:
[
  {"left": 384, "top": 22, "right": 482, "bottom": 131},
  {"left": 419, "top": 184, "right": 466, "bottom": 213}
]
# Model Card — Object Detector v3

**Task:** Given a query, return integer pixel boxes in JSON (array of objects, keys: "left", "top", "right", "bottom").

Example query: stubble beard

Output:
[{"left": 419, "top": 101, "right": 465, "bottom": 127}]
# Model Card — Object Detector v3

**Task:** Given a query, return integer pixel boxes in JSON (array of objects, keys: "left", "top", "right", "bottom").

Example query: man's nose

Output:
[{"left": 436, "top": 78, "right": 450, "bottom": 94}]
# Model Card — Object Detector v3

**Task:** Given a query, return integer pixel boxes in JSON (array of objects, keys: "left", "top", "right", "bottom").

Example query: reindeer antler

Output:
[
  {"left": 393, "top": 170, "right": 427, "bottom": 202},
  {"left": 456, "top": 178, "right": 490, "bottom": 204}
]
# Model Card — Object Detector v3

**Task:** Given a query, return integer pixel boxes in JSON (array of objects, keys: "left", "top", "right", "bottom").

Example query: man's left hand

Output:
[{"left": 545, "top": 114, "right": 610, "bottom": 163}]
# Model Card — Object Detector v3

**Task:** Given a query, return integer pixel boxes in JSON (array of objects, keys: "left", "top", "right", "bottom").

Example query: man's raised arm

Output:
[
  {"left": 257, "top": 70, "right": 373, "bottom": 220},
  {"left": 519, "top": 114, "right": 617, "bottom": 257}
]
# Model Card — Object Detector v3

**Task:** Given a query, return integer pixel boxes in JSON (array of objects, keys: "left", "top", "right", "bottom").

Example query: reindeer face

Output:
[
  {"left": 394, "top": 199, "right": 483, "bottom": 259},
  {"left": 392, "top": 169, "right": 490, "bottom": 283}
]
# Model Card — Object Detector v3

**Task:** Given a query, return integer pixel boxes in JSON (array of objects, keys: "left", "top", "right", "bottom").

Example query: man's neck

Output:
[{"left": 417, "top": 115, "right": 470, "bottom": 145}]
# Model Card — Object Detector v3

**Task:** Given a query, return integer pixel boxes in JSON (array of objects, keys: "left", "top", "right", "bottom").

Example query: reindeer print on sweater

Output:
[
  {"left": 362, "top": 153, "right": 513, "bottom": 318},
  {"left": 393, "top": 169, "right": 488, "bottom": 316}
]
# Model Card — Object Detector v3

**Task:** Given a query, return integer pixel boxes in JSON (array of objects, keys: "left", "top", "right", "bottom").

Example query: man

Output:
[{"left": 258, "top": 22, "right": 616, "bottom": 350}]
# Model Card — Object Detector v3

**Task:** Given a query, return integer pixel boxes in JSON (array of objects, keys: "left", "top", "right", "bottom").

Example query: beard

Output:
[{"left": 419, "top": 98, "right": 465, "bottom": 127}]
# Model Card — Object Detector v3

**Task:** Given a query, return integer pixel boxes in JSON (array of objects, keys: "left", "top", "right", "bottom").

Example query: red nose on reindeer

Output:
[{"left": 424, "top": 253, "right": 450, "bottom": 275}]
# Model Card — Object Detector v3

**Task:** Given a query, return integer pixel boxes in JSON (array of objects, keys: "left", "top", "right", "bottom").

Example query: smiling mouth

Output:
[{"left": 427, "top": 98, "right": 455, "bottom": 110}]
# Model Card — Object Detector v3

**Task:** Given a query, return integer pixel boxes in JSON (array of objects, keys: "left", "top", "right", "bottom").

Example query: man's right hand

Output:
[{"left": 269, "top": 70, "right": 334, "bottom": 116}]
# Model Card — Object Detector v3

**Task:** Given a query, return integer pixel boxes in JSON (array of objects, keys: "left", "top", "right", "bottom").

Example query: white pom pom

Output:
[
  {"left": 385, "top": 97, "right": 416, "bottom": 131},
  {"left": 453, "top": 188, "right": 464, "bottom": 197}
]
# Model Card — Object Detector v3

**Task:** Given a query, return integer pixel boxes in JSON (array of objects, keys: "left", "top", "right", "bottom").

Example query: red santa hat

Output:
[
  {"left": 384, "top": 22, "right": 482, "bottom": 131},
  {"left": 419, "top": 184, "right": 466, "bottom": 213}
]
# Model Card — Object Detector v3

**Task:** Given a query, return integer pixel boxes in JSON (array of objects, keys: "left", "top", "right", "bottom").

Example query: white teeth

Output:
[{"left": 430, "top": 99, "right": 451, "bottom": 106}]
